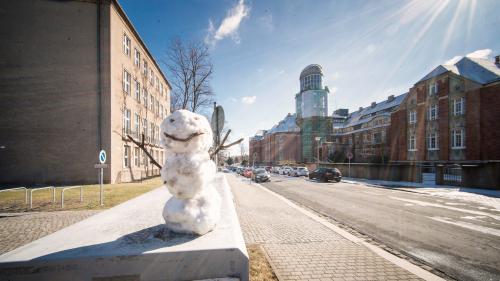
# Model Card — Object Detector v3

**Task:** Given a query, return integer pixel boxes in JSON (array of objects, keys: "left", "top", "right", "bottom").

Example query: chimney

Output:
[
  {"left": 371, "top": 102, "right": 376, "bottom": 108},
  {"left": 495, "top": 55, "right": 500, "bottom": 65},
  {"left": 388, "top": 95, "right": 395, "bottom": 102}
]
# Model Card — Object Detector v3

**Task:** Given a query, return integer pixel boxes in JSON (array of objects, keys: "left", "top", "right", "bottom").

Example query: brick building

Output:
[
  {"left": 390, "top": 55, "right": 500, "bottom": 188},
  {"left": 0, "top": 0, "right": 170, "bottom": 184},
  {"left": 327, "top": 94, "right": 407, "bottom": 163},
  {"left": 249, "top": 114, "right": 301, "bottom": 166}
]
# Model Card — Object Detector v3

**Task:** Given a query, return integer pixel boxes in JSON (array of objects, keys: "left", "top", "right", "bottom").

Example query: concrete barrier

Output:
[{"left": 0, "top": 174, "right": 249, "bottom": 281}]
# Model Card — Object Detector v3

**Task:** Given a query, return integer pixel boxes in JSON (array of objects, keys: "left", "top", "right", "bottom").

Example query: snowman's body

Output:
[{"left": 160, "top": 110, "right": 221, "bottom": 235}]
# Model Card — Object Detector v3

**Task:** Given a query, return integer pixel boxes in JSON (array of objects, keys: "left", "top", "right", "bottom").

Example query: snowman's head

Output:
[{"left": 160, "top": 110, "right": 213, "bottom": 154}]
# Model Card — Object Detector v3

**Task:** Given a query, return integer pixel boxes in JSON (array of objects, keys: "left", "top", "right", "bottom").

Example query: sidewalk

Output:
[{"left": 227, "top": 174, "right": 442, "bottom": 281}]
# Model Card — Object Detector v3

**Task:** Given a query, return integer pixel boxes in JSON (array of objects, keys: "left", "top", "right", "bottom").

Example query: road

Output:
[{"left": 259, "top": 174, "right": 500, "bottom": 281}]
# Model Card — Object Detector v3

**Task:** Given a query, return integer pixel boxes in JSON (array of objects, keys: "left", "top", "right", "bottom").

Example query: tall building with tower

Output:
[{"left": 295, "top": 64, "right": 333, "bottom": 162}]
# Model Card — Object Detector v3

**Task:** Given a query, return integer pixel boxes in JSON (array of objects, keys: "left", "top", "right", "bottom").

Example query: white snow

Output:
[
  {"left": 160, "top": 110, "right": 221, "bottom": 235},
  {"left": 343, "top": 177, "right": 500, "bottom": 211}
]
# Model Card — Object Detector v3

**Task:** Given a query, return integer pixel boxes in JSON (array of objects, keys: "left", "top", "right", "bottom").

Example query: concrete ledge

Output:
[{"left": 0, "top": 174, "right": 248, "bottom": 281}]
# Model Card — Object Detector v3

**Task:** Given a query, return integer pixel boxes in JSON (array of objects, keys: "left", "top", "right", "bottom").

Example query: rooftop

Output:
[
  {"left": 300, "top": 64, "right": 323, "bottom": 79},
  {"left": 418, "top": 56, "right": 500, "bottom": 85}
]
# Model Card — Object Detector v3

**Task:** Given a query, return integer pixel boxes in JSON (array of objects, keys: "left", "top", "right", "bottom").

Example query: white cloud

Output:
[
  {"left": 443, "top": 49, "right": 492, "bottom": 65},
  {"left": 241, "top": 96, "right": 256, "bottom": 104},
  {"left": 205, "top": 0, "right": 250, "bottom": 47}
]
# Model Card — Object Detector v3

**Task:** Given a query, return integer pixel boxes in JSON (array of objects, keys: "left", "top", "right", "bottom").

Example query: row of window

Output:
[
  {"left": 123, "top": 33, "right": 166, "bottom": 97},
  {"left": 408, "top": 97, "right": 465, "bottom": 124},
  {"left": 123, "top": 69, "right": 167, "bottom": 118},
  {"left": 408, "top": 129, "right": 465, "bottom": 151},
  {"left": 301, "top": 74, "right": 322, "bottom": 91},
  {"left": 123, "top": 145, "right": 163, "bottom": 168},
  {"left": 123, "top": 108, "right": 161, "bottom": 143}
]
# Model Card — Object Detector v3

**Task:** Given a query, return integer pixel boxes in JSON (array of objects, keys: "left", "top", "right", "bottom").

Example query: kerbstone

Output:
[{"left": 0, "top": 175, "right": 248, "bottom": 281}]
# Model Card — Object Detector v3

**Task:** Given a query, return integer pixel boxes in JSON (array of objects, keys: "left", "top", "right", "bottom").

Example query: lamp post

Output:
[{"left": 315, "top": 137, "right": 321, "bottom": 168}]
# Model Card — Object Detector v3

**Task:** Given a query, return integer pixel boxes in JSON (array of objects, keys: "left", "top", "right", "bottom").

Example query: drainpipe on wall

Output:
[{"left": 97, "top": 0, "right": 102, "bottom": 151}]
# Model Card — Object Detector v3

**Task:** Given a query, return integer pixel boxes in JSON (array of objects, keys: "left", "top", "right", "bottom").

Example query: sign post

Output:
[
  {"left": 347, "top": 151, "right": 353, "bottom": 178},
  {"left": 211, "top": 103, "right": 225, "bottom": 170},
  {"left": 96, "top": 150, "right": 107, "bottom": 206}
]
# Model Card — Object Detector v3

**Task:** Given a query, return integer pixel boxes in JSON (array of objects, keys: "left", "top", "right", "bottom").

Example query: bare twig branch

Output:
[
  {"left": 127, "top": 135, "right": 162, "bottom": 169},
  {"left": 163, "top": 132, "right": 204, "bottom": 142}
]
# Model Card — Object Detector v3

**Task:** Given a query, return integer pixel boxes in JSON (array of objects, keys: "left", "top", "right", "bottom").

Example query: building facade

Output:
[
  {"left": 327, "top": 94, "right": 406, "bottom": 163},
  {"left": 250, "top": 114, "right": 301, "bottom": 166},
  {"left": 0, "top": 0, "right": 170, "bottom": 184},
  {"left": 295, "top": 64, "right": 333, "bottom": 162},
  {"left": 390, "top": 56, "right": 500, "bottom": 187}
]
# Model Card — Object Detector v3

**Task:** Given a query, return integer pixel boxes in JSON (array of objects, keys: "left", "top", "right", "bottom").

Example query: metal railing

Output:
[
  {"left": 61, "top": 186, "right": 83, "bottom": 208},
  {"left": 0, "top": 187, "right": 28, "bottom": 204},
  {"left": 29, "top": 186, "right": 55, "bottom": 209}
]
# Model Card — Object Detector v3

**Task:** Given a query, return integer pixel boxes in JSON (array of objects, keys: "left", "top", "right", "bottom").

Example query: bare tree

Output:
[{"left": 165, "top": 38, "right": 214, "bottom": 113}]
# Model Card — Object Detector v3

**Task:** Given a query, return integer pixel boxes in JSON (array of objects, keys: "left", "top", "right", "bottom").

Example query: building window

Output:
[
  {"left": 143, "top": 118, "right": 148, "bottom": 138},
  {"left": 428, "top": 104, "right": 438, "bottom": 120},
  {"left": 134, "top": 113, "right": 140, "bottom": 136},
  {"left": 123, "top": 108, "right": 131, "bottom": 134},
  {"left": 143, "top": 60, "right": 148, "bottom": 76},
  {"left": 428, "top": 82, "right": 437, "bottom": 96},
  {"left": 134, "top": 48, "right": 140, "bottom": 66},
  {"left": 150, "top": 122, "right": 155, "bottom": 142},
  {"left": 155, "top": 100, "right": 160, "bottom": 116},
  {"left": 150, "top": 69, "right": 154, "bottom": 85},
  {"left": 123, "top": 33, "right": 131, "bottom": 56},
  {"left": 143, "top": 88, "right": 148, "bottom": 107},
  {"left": 124, "top": 145, "right": 130, "bottom": 168},
  {"left": 408, "top": 110, "right": 417, "bottom": 124},
  {"left": 155, "top": 76, "right": 160, "bottom": 91},
  {"left": 149, "top": 95, "right": 154, "bottom": 111},
  {"left": 160, "top": 83, "right": 164, "bottom": 96},
  {"left": 408, "top": 133, "right": 416, "bottom": 151},
  {"left": 123, "top": 69, "right": 131, "bottom": 94},
  {"left": 134, "top": 80, "right": 141, "bottom": 101},
  {"left": 453, "top": 97, "right": 465, "bottom": 116},
  {"left": 134, "top": 147, "right": 140, "bottom": 166},
  {"left": 160, "top": 105, "right": 164, "bottom": 119},
  {"left": 427, "top": 132, "right": 439, "bottom": 150},
  {"left": 452, "top": 129, "right": 465, "bottom": 149}
]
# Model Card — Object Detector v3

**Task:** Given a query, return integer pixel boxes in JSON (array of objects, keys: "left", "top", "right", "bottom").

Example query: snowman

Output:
[{"left": 160, "top": 109, "right": 221, "bottom": 235}]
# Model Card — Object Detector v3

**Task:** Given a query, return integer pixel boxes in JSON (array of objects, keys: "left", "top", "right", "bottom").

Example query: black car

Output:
[
  {"left": 309, "top": 168, "right": 341, "bottom": 182},
  {"left": 251, "top": 168, "right": 271, "bottom": 183}
]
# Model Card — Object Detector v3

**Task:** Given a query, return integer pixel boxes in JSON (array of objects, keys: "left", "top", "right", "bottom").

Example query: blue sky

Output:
[{"left": 120, "top": 0, "right": 500, "bottom": 154}]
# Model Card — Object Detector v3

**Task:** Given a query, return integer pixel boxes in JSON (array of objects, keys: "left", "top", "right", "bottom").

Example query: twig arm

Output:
[{"left": 127, "top": 135, "right": 162, "bottom": 169}]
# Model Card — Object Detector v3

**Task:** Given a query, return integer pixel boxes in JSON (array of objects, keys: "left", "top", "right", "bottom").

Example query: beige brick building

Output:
[{"left": 0, "top": 0, "right": 171, "bottom": 184}]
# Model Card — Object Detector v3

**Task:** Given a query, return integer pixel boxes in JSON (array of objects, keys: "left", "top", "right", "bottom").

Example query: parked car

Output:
[
  {"left": 281, "top": 166, "right": 293, "bottom": 175},
  {"left": 243, "top": 168, "right": 253, "bottom": 178},
  {"left": 291, "top": 167, "right": 309, "bottom": 177},
  {"left": 237, "top": 167, "right": 244, "bottom": 175},
  {"left": 271, "top": 166, "right": 280, "bottom": 173},
  {"left": 309, "top": 167, "right": 342, "bottom": 182},
  {"left": 222, "top": 168, "right": 230, "bottom": 173},
  {"left": 251, "top": 168, "right": 271, "bottom": 183}
]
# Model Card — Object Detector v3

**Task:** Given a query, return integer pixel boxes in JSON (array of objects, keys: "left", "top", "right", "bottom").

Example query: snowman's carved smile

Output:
[{"left": 163, "top": 131, "right": 204, "bottom": 142}]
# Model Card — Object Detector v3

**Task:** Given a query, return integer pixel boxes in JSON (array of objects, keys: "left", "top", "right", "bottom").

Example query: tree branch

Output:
[{"left": 127, "top": 134, "right": 162, "bottom": 169}]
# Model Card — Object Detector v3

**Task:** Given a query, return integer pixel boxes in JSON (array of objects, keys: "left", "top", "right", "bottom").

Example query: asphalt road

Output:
[{"left": 260, "top": 174, "right": 500, "bottom": 281}]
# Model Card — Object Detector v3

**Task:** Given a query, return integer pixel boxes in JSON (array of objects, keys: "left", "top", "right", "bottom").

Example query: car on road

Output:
[
  {"left": 309, "top": 167, "right": 341, "bottom": 182},
  {"left": 251, "top": 168, "right": 271, "bottom": 183},
  {"left": 291, "top": 167, "right": 309, "bottom": 177},
  {"left": 280, "top": 166, "right": 293, "bottom": 175},
  {"left": 243, "top": 168, "right": 253, "bottom": 178}
]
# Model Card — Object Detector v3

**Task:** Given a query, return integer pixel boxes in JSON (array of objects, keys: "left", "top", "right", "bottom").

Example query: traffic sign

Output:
[
  {"left": 99, "top": 150, "right": 106, "bottom": 164},
  {"left": 94, "top": 164, "right": 109, "bottom": 169},
  {"left": 211, "top": 105, "right": 225, "bottom": 136},
  {"left": 347, "top": 152, "right": 353, "bottom": 160}
]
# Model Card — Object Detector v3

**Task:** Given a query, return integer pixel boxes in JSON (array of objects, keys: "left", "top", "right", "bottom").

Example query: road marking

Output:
[
  {"left": 390, "top": 196, "right": 500, "bottom": 221},
  {"left": 429, "top": 216, "right": 500, "bottom": 237}
]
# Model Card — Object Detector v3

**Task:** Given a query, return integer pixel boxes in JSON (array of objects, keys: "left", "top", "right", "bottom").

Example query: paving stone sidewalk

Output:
[
  {"left": 228, "top": 174, "right": 423, "bottom": 281},
  {"left": 0, "top": 210, "right": 100, "bottom": 255}
]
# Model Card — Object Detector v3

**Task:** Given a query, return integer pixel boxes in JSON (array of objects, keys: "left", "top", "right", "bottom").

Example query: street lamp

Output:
[{"left": 315, "top": 137, "right": 321, "bottom": 166}]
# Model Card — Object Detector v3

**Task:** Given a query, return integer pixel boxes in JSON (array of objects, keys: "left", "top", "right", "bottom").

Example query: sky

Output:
[{"left": 119, "top": 0, "right": 500, "bottom": 155}]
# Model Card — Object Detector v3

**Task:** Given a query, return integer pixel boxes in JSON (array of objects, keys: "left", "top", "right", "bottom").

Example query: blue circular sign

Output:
[{"left": 99, "top": 150, "right": 106, "bottom": 164}]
